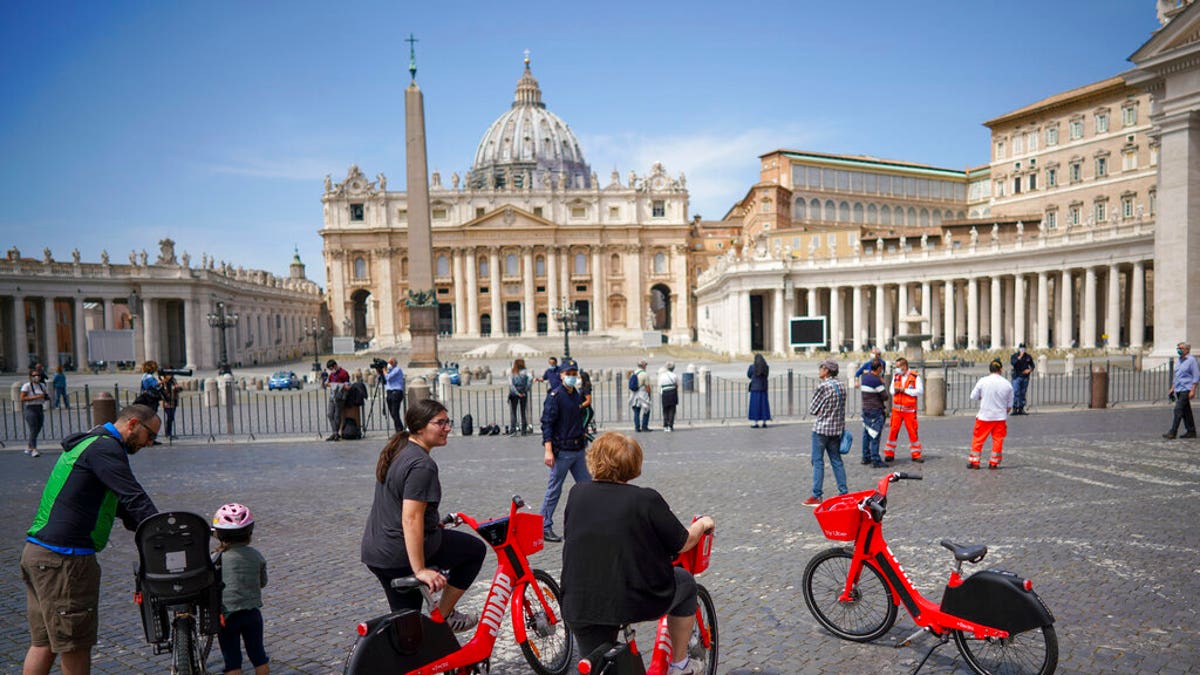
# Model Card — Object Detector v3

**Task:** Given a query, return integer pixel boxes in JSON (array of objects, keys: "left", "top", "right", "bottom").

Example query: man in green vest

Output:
[{"left": 20, "top": 403, "right": 160, "bottom": 675}]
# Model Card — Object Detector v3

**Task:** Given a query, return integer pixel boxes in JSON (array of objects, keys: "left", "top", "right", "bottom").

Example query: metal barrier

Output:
[{"left": 1109, "top": 362, "right": 1171, "bottom": 407}]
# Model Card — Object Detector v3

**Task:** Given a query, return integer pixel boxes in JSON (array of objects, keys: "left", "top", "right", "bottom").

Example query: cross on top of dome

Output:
[{"left": 514, "top": 49, "right": 544, "bottom": 109}]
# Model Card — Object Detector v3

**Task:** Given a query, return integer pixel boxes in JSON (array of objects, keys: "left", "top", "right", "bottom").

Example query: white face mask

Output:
[{"left": 563, "top": 375, "right": 580, "bottom": 388}]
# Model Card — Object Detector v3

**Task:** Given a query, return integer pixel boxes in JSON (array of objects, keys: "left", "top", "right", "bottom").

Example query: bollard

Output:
[
  {"left": 204, "top": 378, "right": 220, "bottom": 407},
  {"left": 683, "top": 364, "right": 696, "bottom": 393},
  {"left": 787, "top": 369, "right": 795, "bottom": 416},
  {"left": 92, "top": 391, "right": 117, "bottom": 425},
  {"left": 1036, "top": 354, "right": 1048, "bottom": 378},
  {"left": 1089, "top": 365, "right": 1108, "bottom": 409},
  {"left": 1065, "top": 352, "right": 1076, "bottom": 376},
  {"left": 9, "top": 382, "right": 21, "bottom": 413},
  {"left": 408, "top": 377, "right": 431, "bottom": 408},
  {"left": 461, "top": 370, "right": 472, "bottom": 386},
  {"left": 925, "top": 369, "right": 946, "bottom": 416},
  {"left": 702, "top": 369, "right": 713, "bottom": 420},
  {"left": 613, "top": 372, "right": 623, "bottom": 422},
  {"left": 219, "top": 374, "right": 235, "bottom": 435}
]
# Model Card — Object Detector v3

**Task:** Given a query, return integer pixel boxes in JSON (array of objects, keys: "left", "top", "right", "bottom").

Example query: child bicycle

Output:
[
  {"left": 803, "top": 472, "right": 1057, "bottom": 674},
  {"left": 577, "top": 521, "right": 718, "bottom": 675},
  {"left": 344, "top": 495, "right": 573, "bottom": 674},
  {"left": 133, "top": 511, "right": 222, "bottom": 675}
]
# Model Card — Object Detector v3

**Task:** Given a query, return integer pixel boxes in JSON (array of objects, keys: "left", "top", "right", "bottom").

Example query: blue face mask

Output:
[{"left": 563, "top": 375, "right": 580, "bottom": 388}]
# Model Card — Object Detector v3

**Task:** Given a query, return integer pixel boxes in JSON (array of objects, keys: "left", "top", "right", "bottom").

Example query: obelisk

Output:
[{"left": 403, "top": 34, "right": 440, "bottom": 369}]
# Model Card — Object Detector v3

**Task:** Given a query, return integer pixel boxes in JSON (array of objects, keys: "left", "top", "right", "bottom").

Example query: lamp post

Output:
[
  {"left": 305, "top": 319, "right": 326, "bottom": 373},
  {"left": 205, "top": 301, "right": 239, "bottom": 375},
  {"left": 550, "top": 297, "right": 579, "bottom": 360}
]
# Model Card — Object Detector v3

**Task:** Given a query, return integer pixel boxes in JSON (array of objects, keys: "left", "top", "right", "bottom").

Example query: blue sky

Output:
[{"left": 0, "top": 1, "right": 1160, "bottom": 281}]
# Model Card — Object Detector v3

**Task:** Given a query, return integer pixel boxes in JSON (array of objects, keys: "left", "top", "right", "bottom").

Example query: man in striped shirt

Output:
[
  {"left": 859, "top": 360, "right": 890, "bottom": 469},
  {"left": 803, "top": 360, "right": 848, "bottom": 506}
]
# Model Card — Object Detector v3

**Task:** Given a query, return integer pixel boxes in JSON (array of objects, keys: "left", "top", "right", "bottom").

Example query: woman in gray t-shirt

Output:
[
  {"left": 360, "top": 400, "right": 486, "bottom": 633},
  {"left": 20, "top": 372, "right": 48, "bottom": 457}
]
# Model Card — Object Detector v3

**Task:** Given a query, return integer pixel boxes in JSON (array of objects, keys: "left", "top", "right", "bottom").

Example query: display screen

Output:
[{"left": 789, "top": 317, "right": 827, "bottom": 347}]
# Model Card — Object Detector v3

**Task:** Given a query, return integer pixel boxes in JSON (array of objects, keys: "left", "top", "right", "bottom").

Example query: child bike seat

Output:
[{"left": 940, "top": 539, "right": 988, "bottom": 563}]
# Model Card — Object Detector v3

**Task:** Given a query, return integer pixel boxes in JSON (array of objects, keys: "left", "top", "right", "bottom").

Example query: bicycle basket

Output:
[
  {"left": 511, "top": 512, "right": 545, "bottom": 555},
  {"left": 813, "top": 494, "right": 863, "bottom": 541},
  {"left": 676, "top": 528, "right": 713, "bottom": 575}
]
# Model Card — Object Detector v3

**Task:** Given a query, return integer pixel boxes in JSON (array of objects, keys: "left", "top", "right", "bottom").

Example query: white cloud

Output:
[{"left": 579, "top": 123, "right": 830, "bottom": 220}]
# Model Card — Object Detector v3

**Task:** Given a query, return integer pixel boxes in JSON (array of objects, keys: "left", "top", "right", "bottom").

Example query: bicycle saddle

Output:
[
  {"left": 391, "top": 577, "right": 423, "bottom": 591},
  {"left": 940, "top": 539, "right": 988, "bottom": 563}
]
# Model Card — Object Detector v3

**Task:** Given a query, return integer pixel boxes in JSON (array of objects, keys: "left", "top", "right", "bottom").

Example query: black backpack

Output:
[
  {"left": 343, "top": 382, "right": 368, "bottom": 407},
  {"left": 461, "top": 414, "right": 474, "bottom": 436},
  {"left": 340, "top": 416, "right": 362, "bottom": 440}
]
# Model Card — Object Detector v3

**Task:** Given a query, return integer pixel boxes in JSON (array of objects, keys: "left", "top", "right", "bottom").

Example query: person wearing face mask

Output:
[
  {"left": 20, "top": 404, "right": 160, "bottom": 675},
  {"left": 1164, "top": 342, "right": 1198, "bottom": 439},
  {"left": 1009, "top": 344, "right": 1035, "bottom": 415},
  {"left": 539, "top": 358, "right": 591, "bottom": 543},
  {"left": 884, "top": 357, "right": 924, "bottom": 463}
]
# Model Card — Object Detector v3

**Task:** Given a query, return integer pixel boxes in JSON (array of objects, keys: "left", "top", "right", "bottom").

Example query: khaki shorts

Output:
[{"left": 20, "top": 542, "right": 101, "bottom": 653}]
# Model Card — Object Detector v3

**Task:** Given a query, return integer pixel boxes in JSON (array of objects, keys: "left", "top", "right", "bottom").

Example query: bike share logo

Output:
[{"left": 481, "top": 570, "right": 514, "bottom": 636}]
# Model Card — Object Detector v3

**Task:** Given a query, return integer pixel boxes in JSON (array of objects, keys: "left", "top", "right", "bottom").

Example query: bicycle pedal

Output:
[{"left": 896, "top": 626, "right": 929, "bottom": 648}]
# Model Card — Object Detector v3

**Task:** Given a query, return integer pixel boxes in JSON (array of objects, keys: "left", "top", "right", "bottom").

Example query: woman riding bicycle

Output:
[
  {"left": 360, "top": 399, "right": 486, "bottom": 633},
  {"left": 561, "top": 432, "right": 714, "bottom": 674}
]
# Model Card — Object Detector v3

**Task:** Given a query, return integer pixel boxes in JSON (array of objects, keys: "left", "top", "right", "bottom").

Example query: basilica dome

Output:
[{"left": 470, "top": 56, "right": 592, "bottom": 190}]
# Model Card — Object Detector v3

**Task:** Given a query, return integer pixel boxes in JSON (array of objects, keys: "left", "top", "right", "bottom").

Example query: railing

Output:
[{"left": 0, "top": 364, "right": 1171, "bottom": 444}]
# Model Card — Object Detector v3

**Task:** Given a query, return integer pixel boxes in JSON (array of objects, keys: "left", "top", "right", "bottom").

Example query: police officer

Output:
[{"left": 539, "top": 358, "right": 591, "bottom": 543}]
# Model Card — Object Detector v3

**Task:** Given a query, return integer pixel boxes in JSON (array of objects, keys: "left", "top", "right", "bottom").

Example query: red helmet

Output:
[{"left": 212, "top": 503, "right": 254, "bottom": 531}]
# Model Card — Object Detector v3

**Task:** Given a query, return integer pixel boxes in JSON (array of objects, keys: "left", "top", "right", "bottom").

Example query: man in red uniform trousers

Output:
[{"left": 885, "top": 357, "right": 924, "bottom": 463}]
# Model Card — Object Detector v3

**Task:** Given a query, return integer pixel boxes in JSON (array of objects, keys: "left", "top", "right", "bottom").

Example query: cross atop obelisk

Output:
[
  {"left": 406, "top": 33, "right": 418, "bottom": 82},
  {"left": 404, "top": 36, "right": 439, "bottom": 368}
]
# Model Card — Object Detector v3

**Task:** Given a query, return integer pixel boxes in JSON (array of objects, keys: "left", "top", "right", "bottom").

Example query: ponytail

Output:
[{"left": 376, "top": 431, "right": 411, "bottom": 483}]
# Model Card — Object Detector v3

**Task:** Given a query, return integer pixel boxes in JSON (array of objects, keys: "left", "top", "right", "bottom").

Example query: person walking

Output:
[
  {"left": 158, "top": 371, "right": 180, "bottom": 440},
  {"left": 212, "top": 503, "right": 271, "bottom": 675},
  {"left": 508, "top": 358, "right": 532, "bottom": 436},
  {"left": 323, "top": 359, "right": 350, "bottom": 441},
  {"left": 51, "top": 366, "right": 69, "bottom": 409},
  {"left": 859, "top": 359, "right": 889, "bottom": 468},
  {"left": 384, "top": 358, "right": 406, "bottom": 433},
  {"left": 629, "top": 359, "right": 652, "bottom": 432},
  {"left": 537, "top": 356, "right": 561, "bottom": 395},
  {"left": 803, "top": 360, "right": 848, "bottom": 506},
  {"left": 658, "top": 362, "right": 679, "bottom": 432},
  {"left": 540, "top": 358, "right": 591, "bottom": 543},
  {"left": 969, "top": 360, "right": 1014, "bottom": 469},
  {"left": 1009, "top": 344, "right": 1035, "bottom": 415},
  {"left": 20, "top": 404, "right": 160, "bottom": 675},
  {"left": 884, "top": 357, "right": 924, "bottom": 463},
  {"left": 21, "top": 371, "right": 49, "bottom": 457},
  {"left": 747, "top": 354, "right": 771, "bottom": 428},
  {"left": 1164, "top": 342, "right": 1198, "bottom": 439}
]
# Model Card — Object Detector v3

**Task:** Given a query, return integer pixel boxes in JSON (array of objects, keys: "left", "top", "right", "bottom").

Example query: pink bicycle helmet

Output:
[{"left": 212, "top": 503, "right": 254, "bottom": 530}]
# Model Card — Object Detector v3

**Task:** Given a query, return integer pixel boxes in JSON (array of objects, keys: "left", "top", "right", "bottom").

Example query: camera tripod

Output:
[{"left": 362, "top": 369, "right": 388, "bottom": 436}]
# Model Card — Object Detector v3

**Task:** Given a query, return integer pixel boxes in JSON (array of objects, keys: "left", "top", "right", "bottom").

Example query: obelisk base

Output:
[{"left": 407, "top": 306, "right": 440, "bottom": 369}]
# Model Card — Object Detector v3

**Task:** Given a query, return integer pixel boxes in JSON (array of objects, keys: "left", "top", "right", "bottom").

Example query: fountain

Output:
[{"left": 896, "top": 308, "right": 931, "bottom": 366}]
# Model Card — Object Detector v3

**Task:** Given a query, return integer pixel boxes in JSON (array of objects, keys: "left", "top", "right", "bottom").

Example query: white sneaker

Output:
[
  {"left": 23, "top": 449, "right": 30, "bottom": 455},
  {"left": 443, "top": 608, "right": 478, "bottom": 633},
  {"left": 668, "top": 659, "right": 701, "bottom": 675},
  {"left": 30, "top": 449, "right": 40, "bottom": 458}
]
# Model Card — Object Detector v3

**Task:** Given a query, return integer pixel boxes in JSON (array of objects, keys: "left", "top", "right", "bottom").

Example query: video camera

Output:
[{"left": 370, "top": 358, "right": 388, "bottom": 374}]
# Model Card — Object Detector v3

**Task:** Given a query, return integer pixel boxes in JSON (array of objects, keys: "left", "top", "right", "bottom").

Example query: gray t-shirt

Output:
[
  {"left": 361, "top": 441, "right": 442, "bottom": 569},
  {"left": 219, "top": 544, "right": 267, "bottom": 614}
]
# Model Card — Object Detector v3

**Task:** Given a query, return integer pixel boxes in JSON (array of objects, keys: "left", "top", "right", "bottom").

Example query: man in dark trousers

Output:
[
  {"left": 384, "top": 357, "right": 406, "bottom": 433},
  {"left": 20, "top": 404, "right": 160, "bottom": 675},
  {"left": 1009, "top": 344, "right": 1035, "bottom": 415},
  {"left": 539, "top": 358, "right": 590, "bottom": 543}
]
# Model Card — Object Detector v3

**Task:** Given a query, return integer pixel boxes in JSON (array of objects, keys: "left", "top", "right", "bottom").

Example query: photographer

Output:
[
  {"left": 324, "top": 360, "right": 350, "bottom": 441},
  {"left": 383, "top": 358, "right": 406, "bottom": 433},
  {"left": 134, "top": 361, "right": 162, "bottom": 411}
]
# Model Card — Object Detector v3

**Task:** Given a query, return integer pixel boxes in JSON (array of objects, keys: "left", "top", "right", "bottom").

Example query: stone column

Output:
[
  {"left": 1036, "top": 271, "right": 1050, "bottom": 349},
  {"left": 990, "top": 276, "right": 1003, "bottom": 349},
  {"left": 13, "top": 294, "right": 28, "bottom": 372},
  {"left": 943, "top": 281, "right": 956, "bottom": 349},
  {"left": 377, "top": 249, "right": 396, "bottom": 343},
  {"left": 591, "top": 247, "right": 606, "bottom": 333},
  {"left": 1059, "top": 270, "right": 1074, "bottom": 349},
  {"left": 465, "top": 249, "right": 479, "bottom": 336},
  {"left": 1014, "top": 274, "right": 1027, "bottom": 348},
  {"left": 404, "top": 78, "right": 439, "bottom": 368},
  {"left": 546, "top": 246, "right": 558, "bottom": 315},
  {"left": 772, "top": 286, "right": 785, "bottom": 355},
  {"left": 42, "top": 296, "right": 57, "bottom": 366},
  {"left": 1082, "top": 267, "right": 1097, "bottom": 348},
  {"left": 488, "top": 248, "right": 502, "bottom": 335},
  {"left": 738, "top": 290, "right": 751, "bottom": 355},
  {"left": 829, "top": 286, "right": 842, "bottom": 351},
  {"left": 74, "top": 296, "right": 88, "bottom": 367},
  {"left": 523, "top": 246, "right": 536, "bottom": 335},
  {"left": 897, "top": 283, "right": 909, "bottom": 328},
  {"left": 183, "top": 298, "right": 196, "bottom": 368},
  {"left": 851, "top": 285, "right": 864, "bottom": 351},
  {"left": 671, "top": 245, "right": 689, "bottom": 337},
  {"left": 921, "top": 282, "right": 933, "bottom": 350},
  {"left": 453, "top": 249, "right": 467, "bottom": 335},
  {"left": 143, "top": 297, "right": 158, "bottom": 363},
  {"left": 1106, "top": 264, "right": 1121, "bottom": 350},
  {"left": 883, "top": 286, "right": 895, "bottom": 346},
  {"left": 967, "top": 277, "right": 979, "bottom": 350},
  {"left": 806, "top": 287, "right": 817, "bottom": 318},
  {"left": 1130, "top": 261, "right": 1145, "bottom": 348},
  {"left": 874, "top": 283, "right": 885, "bottom": 348},
  {"left": 627, "top": 246, "right": 643, "bottom": 330},
  {"left": 929, "top": 283, "right": 942, "bottom": 348}
]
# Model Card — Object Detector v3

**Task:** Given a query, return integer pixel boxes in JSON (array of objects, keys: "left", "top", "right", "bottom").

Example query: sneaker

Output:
[
  {"left": 872, "top": 461, "right": 888, "bottom": 468},
  {"left": 1163, "top": 432, "right": 1177, "bottom": 439},
  {"left": 326, "top": 434, "right": 340, "bottom": 441},
  {"left": 23, "top": 449, "right": 30, "bottom": 455},
  {"left": 668, "top": 659, "right": 701, "bottom": 675},
  {"left": 860, "top": 459, "right": 872, "bottom": 465},
  {"left": 30, "top": 449, "right": 40, "bottom": 458},
  {"left": 542, "top": 528, "right": 563, "bottom": 543},
  {"left": 911, "top": 456, "right": 924, "bottom": 463},
  {"left": 967, "top": 462, "right": 980, "bottom": 470},
  {"left": 884, "top": 456, "right": 895, "bottom": 463},
  {"left": 802, "top": 496, "right": 821, "bottom": 507},
  {"left": 443, "top": 608, "right": 479, "bottom": 633}
]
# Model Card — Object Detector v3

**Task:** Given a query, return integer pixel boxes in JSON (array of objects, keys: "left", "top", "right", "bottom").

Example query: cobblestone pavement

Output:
[{"left": 2, "top": 407, "right": 1197, "bottom": 674}]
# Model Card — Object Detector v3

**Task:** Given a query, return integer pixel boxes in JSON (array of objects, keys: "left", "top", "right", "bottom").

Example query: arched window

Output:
[
  {"left": 881, "top": 205, "right": 891, "bottom": 225},
  {"left": 810, "top": 198, "right": 821, "bottom": 221},
  {"left": 353, "top": 257, "right": 367, "bottom": 279},
  {"left": 436, "top": 255, "right": 449, "bottom": 277},
  {"left": 573, "top": 253, "right": 587, "bottom": 275},
  {"left": 654, "top": 252, "right": 667, "bottom": 274},
  {"left": 795, "top": 198, "right": 807, "bottom": 220},
  {"left": 853, "top": 203, "right": 864, "bottom": 224},
  {"left": 505, "top": 253, "right": 518, "bottom": 276},
  {"left": 867, "top": 203, "right": 878, "bottom": 224},
  {"left": 479, "top": 258, "right": 489, "bottom": 277},
  {"left": 957, "top": 210, "right": 966, "bottom": 219},
  {"left": 535, "top": 256, "right": 546, "bottom": 276},
  {"left": 839, "top": 201, "right": 850, "bottom": 223},
  {"left": 920, "top": 208, "right": 930, "bottom": 227},
  {"left": 825, "top": 200, "right": 836, "bottom": 222},
  {"left": 931, "top": 210, "right": 942, "bottom": 226},
  {"left": 907, "top": 207, "right": 917, "bottom": 224},
  {"left": 895, "top": 208, "right": 905, "bottom": 226},
  {"left": 945, "top": 209, "right": 954, "bottom": 222}
]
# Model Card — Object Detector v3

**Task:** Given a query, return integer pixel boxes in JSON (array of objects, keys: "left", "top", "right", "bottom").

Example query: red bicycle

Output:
[
  {"left": 803, "top": 472, "right": 1057, "bottom": 674},
  {"left": 577, "top": 521, "right": 718, "bottom": 675},
  {"left": 344, "top": 495, "right": 573, "bottom": 675}
]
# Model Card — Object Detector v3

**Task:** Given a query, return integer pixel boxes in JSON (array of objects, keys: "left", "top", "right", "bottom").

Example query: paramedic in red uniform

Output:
[{"left": 885, "top": 357, "right": 924, "bottom": 463}]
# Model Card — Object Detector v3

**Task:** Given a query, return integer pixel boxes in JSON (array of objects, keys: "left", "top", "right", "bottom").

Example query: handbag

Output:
[{"left": 839, "top": 429, "right": 853, "bottom": 455}]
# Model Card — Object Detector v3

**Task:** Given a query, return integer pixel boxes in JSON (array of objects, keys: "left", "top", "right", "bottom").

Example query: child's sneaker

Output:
[{"left": 443, "top": 608, "right": 478, "bottom": 633}]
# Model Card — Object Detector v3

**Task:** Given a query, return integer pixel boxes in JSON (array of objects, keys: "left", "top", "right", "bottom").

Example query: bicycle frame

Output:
[{"left": 346, "top": 496, "right": 565, "bottom": 675}]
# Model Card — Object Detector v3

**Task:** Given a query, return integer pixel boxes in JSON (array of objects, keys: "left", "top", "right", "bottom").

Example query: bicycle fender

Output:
[
  {"left": 939, "top": 569, "right": 1055, "bottom": 634},
  {"left": 342, "top": 610, "right": 460, "bottom": 675}
]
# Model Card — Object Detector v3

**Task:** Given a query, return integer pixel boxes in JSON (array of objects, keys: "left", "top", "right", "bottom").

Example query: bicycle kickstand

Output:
[{"left": 907, "top": 630, "right": 950, "bottom": 675}]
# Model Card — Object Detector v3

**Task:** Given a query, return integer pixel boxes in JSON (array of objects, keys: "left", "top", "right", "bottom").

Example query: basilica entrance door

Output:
[
  {"left": 438, "top": 304, "right": 453, "bottom": 336},
  {"left": 650, "top": 284, "right": 671, "bottom": 331},
  {"left": 505, "top": 302, "right": 522, "bottom": 335}
]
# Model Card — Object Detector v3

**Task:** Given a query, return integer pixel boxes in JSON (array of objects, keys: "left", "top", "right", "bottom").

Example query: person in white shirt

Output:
[
  {"left": 657, "top": 363, "right": 679, "bottom": 432},
  {"left": 968, "top": 360, "right": 1015, "bottom": 469}
]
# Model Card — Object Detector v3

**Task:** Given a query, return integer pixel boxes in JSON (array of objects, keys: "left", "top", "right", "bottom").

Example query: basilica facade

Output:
[{"left": 320, "top": 58, "right": 693, "bottom": 346}]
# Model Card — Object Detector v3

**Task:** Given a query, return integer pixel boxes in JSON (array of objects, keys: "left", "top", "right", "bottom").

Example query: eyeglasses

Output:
[
  {"left": 138, "top": 420, "right": 158, "bottom": 442},
  {"left": 430, "top": 418, "right": 453, "bottom": 429}
]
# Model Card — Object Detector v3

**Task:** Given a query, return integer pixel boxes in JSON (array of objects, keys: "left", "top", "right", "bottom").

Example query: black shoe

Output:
[
  {"left": 911, "top": 456, "right": 924, "bottom": 463},
  {"left": 872, "top": 461, "right": 888, "bottom": 468},
  {"left": 967, "top": 462, "right": 980, "bottom": 470},
  {"left": 326, "top": 434, "right": 340, "bottom": 441},
  {"left": 1163, "top": 432, "right": 1177, "bottom": 439},
  {"left": 988, "top": 463, "right": 1000, "bottom": 470},
  {"left": 1182, "top": 432, "right": 1197, "bottom": 439},
  {"left": 542, "top": 529, "right": 563, "bottom": 543},
  {"left": 861, "top": 459, "right": 872, "bottom": 465},
  {"left": 884, "top": 456, "right": 895, "bottom": 463}
]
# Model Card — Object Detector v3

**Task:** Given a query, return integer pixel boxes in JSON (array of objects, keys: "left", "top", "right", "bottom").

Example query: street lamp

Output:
[
  {"left": 305, "top": 319, "right": 326, "bottom": 373},
  {"left": 550, "top": 297, "right": 579, "bottom": 360},
  {"left": 206, "top": 301, "right": 239, "bottom": 375}
]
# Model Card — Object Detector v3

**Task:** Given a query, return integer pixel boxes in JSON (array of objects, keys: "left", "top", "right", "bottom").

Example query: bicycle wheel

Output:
[
  {"left": 171, "top": 615, "right": 201, "bottom": 675},
  {"left": 801, "top": 546, "right": 897, "bottom": 642},
  {"left": 517, "top": 569, "right": 574, "bottom": 675},
  {"left": 953, "top": 624, "right": 1058, "bottom": 675},
  {"left": 688, "top": 584, "right": 719, "bottom": 675}
]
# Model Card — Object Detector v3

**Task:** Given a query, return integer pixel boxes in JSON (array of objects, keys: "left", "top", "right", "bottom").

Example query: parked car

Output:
[
  {"left": 437, "top": 364, "right": 461, "bottom": 386},
  {"left": 268, "top": 371, "right": 301, "bottom": 390}
]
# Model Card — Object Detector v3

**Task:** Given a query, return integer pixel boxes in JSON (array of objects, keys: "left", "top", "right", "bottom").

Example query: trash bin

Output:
[
  {"left": 1089, "top": 365, "right": 1108, "bottom": 409},
  {"left": 93, "top": 391, "right": 117, "bottom": 426}
]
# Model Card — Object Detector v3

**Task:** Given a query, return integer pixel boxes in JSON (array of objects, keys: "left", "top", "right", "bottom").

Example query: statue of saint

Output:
[
  {"left": 377, "top": 172, "right": 387, "bottom": 190},
  {"left": 970, "top": 227, "right": 979, "bottom": 246},
  {"left": 942, "top": 229, "right": 952, "bottom": 247},
  {"left": 43, "top": 248, "right": 53, "bottom": 264},
  {"left": 139, "top": 250, "right": 148, "bottom": 266},
  {"left": 100, "top": 249, "right": 109, "bottom": 265},
  {"left": 1016, "top": 221, "right": 1025, "bottom": 237},
  {"left": 451, "top": 172, "right": 460, "bottom": 189},
  {"left": 991, "top": 223, "right": 999, "bottom": 242},
  {"left": 181, "top": 251, "right": 190, "bottom": 268},
  {"left": 129, "top": 250, "right": 138, "bottom": 266},
  {"left": 324, "top": 174, "right": 333, "bottom": 192},
  {"left": 920, "top": 233, "right": 929, "bottom": 250}
]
